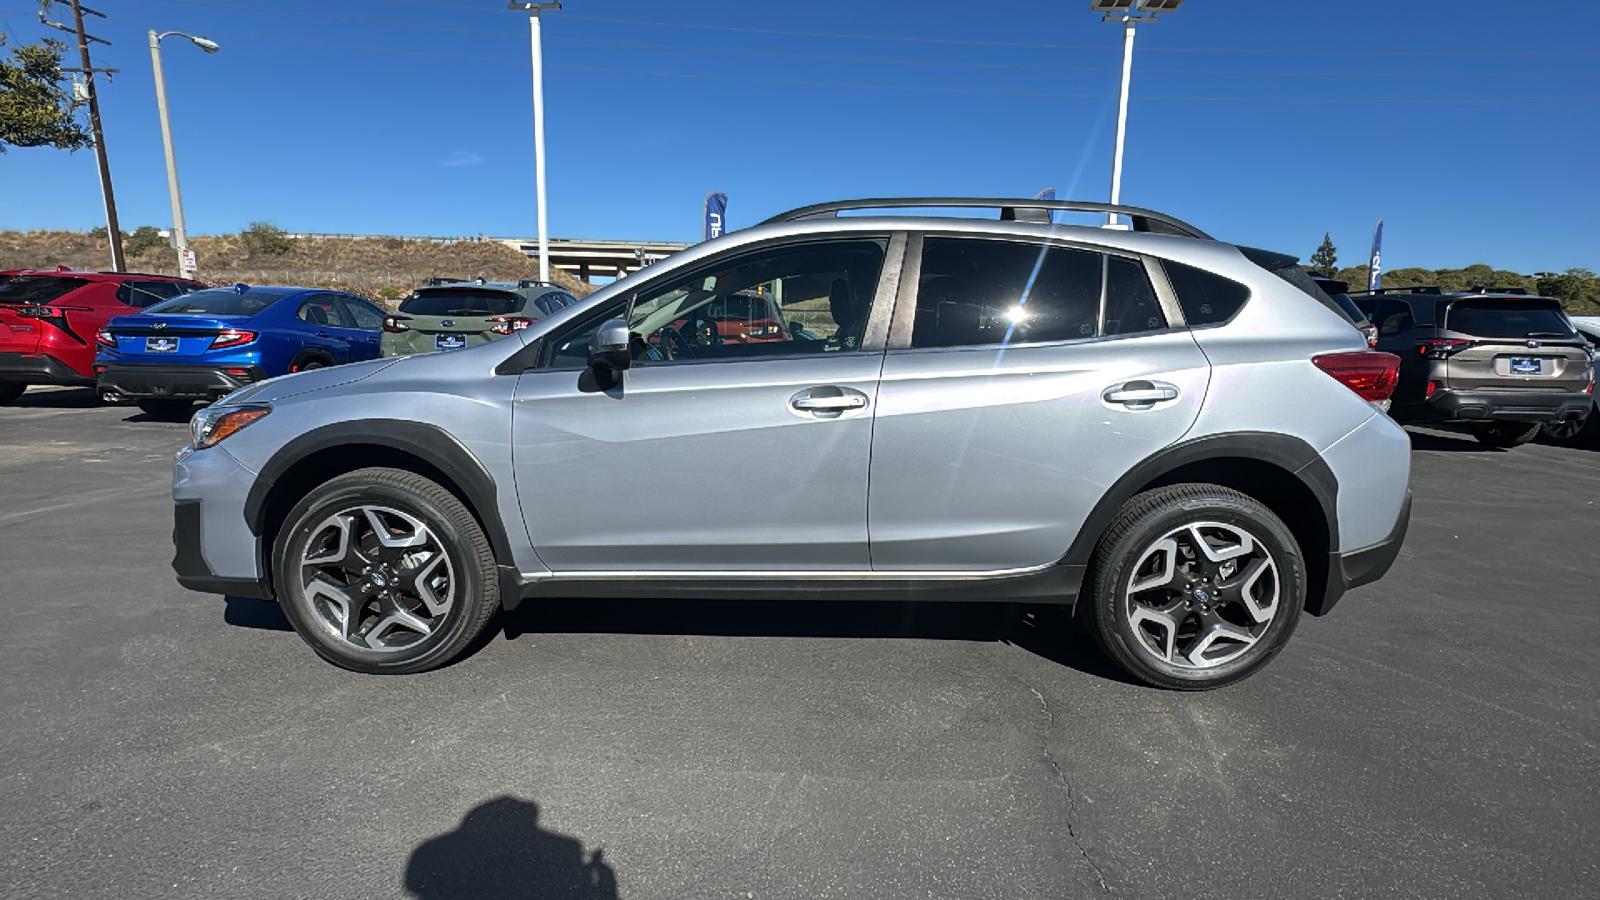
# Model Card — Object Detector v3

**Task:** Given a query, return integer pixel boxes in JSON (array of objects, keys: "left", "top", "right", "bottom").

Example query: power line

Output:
[{"left": 129, "top": 0, "right": 1600, "bottom": 79}]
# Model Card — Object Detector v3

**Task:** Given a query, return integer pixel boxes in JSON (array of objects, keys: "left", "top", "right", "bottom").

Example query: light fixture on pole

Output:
[
  {"left": 149, "top": 29, "right": 218, "bottom": 279},
  {"left": 1090, "top": 0, "right": 1185, "bottom": 228},
  {"left": 508, "top": 1, "right": 560, "bottom": 283}
]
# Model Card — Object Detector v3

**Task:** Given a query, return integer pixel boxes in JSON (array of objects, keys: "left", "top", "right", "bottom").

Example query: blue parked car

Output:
[{"left": 96, "top": 283, "right": 386, "bottom": 418}]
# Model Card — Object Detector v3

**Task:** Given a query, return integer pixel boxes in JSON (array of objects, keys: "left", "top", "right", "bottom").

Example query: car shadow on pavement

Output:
[
  {"left": 1405, "top": 427, "right": 1502, "bottom": 453},
  {"left": 404, "top": 796, "right": 618, "bottom": 899},
  {"left": 9, "top": 387, "right": 104, "bottom": 409},
  {"left": 502, "top": 597, "right": 1138, "bottom": 685},
  {"left": 223, "top": 595, "right": 294, "bottom": 631}
]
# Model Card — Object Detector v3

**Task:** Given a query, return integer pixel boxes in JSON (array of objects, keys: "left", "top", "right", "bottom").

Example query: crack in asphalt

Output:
[{"left": 1025, "top": 684, "right": 1111, "bottom": 895}]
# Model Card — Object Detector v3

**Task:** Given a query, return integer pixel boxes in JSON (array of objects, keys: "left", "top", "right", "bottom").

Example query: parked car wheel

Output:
[
  {"left": 272, "top": 467, "right": 501, "bottom": 674},
  {"left": 1084, "top": 485, "right": 1305, "bottom": 691},
  {"left": 1541, "top": 412, "right": 1600, "bottom": 446},
  {"left": 1469, "top": 421, "right": 1541, "bottom": 449},
  {"left": 0, "top": 383, "right": 25, "bottom": 404},
  {"left": 137, "top": 398, "right": 195, "bottom": 419}
]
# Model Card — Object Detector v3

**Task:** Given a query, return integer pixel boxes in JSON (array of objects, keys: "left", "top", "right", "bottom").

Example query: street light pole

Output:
[
  {"left": 149, "top": 30, "right": 219, "bottom": 280},
  {"left": 509, "top": 2, "right": 561, "bottom": 284},
  {"left": 1093, "top": 0, "right": 1186, "bottom": 227}
]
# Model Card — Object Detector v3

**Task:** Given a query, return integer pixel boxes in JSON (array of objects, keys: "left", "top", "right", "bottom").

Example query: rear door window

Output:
[
  {"left": 911, "top": 238, "right": 1101, "bottom": 348},
  {"left": 297, "top": 295, "right": 351, "bottom": 327},
  {"left": 400, "top": 288, "right": 522, "bottom": 317},
  {"left": 1103, "top": 256, "right": 1168, "bottom": 336},
  {"left": 1445, "top": 300, "right": 1576, "bottom": 339},
  {"left": 1373, "top": 300, "right": 1414, "bottom": 337},
  {"left": 337, "top": 296, "right": 384, "bottom": 330},
  {"left": 116, "top": 281, "right": 190, "bottom": 308}
]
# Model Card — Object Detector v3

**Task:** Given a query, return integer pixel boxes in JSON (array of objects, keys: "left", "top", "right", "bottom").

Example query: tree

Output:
[
  {"left": 0, "top": 31, "right": 90, "bottom": 153},
  {"left": 1310, "top": 233, "right": 1338, "bottom": 276},
  {"left": 125, "top": 226, "right": 167, "bottom": 257},
  {"left": 240, "top": 221, "right": 294, "bottom": 256}
]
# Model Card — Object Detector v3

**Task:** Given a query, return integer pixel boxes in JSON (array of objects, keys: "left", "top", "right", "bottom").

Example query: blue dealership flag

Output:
[
  {"left": 1368, "top": 220, "right": 1384, "bottom": 291},
  {"left": 703, "top": 191, "right": 729, "bottom": 242},
  {"left": 1035, "top": 187, "right": 1056, "bottom": 223}
]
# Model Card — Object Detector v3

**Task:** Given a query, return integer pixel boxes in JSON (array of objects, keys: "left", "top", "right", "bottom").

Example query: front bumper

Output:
[
  {"left": 0, "top": 352, "right": 93, "bottom": 385},
  {"left": 173, "top": 445, "right": 271, "bottom": 599},
  {"left": 1397, "top": 388, "right": 1593, "bottom": 425},
  {"left": 1314, "top": 490, "right": 1411, "bottom": 616},
  {"left": 100, "top": 363, "right": 267, "bottom": 401}
]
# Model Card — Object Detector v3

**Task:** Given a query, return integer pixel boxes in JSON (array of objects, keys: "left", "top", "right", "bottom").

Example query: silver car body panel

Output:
[{"left": 172, "top": 211, "right": 1411, "bottom": 610}]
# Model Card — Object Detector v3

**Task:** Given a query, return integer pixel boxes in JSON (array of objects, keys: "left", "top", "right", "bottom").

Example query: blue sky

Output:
[{"left": 2, "top": 0, "right": 1597, "bottom": 273}]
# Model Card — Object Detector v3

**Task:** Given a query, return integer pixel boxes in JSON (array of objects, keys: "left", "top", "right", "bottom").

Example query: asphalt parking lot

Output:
[{"left": 1, "top": 386, "right": 1596, "bottom": 899}]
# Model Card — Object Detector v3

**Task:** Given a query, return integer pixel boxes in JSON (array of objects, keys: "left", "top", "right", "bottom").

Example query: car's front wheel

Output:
[
  {"left": 1084, "top": 485, "right": 1305, "bottom": 690},
  {"left": 273, "top": 467, "right": 500, "bottom": 674},
  {"left": 1469, "top": 421, "right": 1541, "bottom": 448}
]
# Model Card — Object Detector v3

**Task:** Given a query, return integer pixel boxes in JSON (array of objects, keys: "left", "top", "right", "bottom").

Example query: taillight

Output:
[
  {"left": 745, "top": 324, "right": 781, "bottom": 338},
  {"left": 1360, "top": 324, "right": 1378, "bottom": 348},
  {"left": 1425, "top": 380, "right": 1438, "bottom": 398},
  {"left": 383, "top": 315, "right": 411, "bottom": 333},
  {"left": 16, "top": 305, "right": 59, "bottom": 318},
  {"left": 488, "top": 316, "right": 534, "bottom": 335},
  {"left": 96, "top": 328, "right": 115, "bottom": 348},
  {"left": 1417, "top": 338, "right": 1474, "bottom": 359},
  {"left": 209, "top": 329, "right": 257, "bottom": 350},
  {"left": 1312, "top": 351, "right": 1401, "bottom": 403}
]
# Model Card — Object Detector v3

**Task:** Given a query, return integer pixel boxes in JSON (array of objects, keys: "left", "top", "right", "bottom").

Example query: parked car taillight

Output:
[
  {"left": 383, "top": 315, "right": 411, "bottom": 333},
  {"left": 1416, "top": 338, "right": 1474, "bottom": 359},
  {"left": 1360, "top": 324, "right": 1378, "bottom": 348},
  {"left": 744, "top": 324, "right": 781, "bottom": 338},
  {"left": 1312, "top": 351, "right": 1401, "bottom": 403},
  {"left": 95, "top": 328, "right": 115, "bottom": 348},
  {"left": 209, "top": 329, "right": 257, "bottom": 350},
  {"left": 488, "top": 316, "right": 534, "bottom": 335},
  {"left": 16, "top": 305, "right": 59, "bottom": 318}
]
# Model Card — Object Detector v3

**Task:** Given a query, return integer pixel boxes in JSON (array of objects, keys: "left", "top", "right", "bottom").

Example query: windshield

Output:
[
  {"left": 704, "top": 293, "right": 778, "bottom": 321},
  {"left": 1445, "top": 299, "right": 1576, "bottom": 339},
  {"left": 400, "top": 288, "right": 522, "bottom": 317},
  {"left": 146, "top": 289, "right": 280, "bottom": 317},
  {"left": 0, "top": 275, "right": 89, "bottom": 305}
]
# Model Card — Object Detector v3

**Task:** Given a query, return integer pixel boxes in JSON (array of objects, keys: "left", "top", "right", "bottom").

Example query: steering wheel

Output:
[{"left": 659, "top": 326, "right": 695, "bottom": 360}]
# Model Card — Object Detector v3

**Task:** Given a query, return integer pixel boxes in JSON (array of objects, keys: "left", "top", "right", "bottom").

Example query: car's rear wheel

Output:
[
  {"left": 1469, "top": 421, "right": 1541, "bottom": 448},
  {"left": 1541, "top": 411, "right": 1600, "bottom": 446},
  {"left": 273, "top": 467, "right": 500, "bottom": 674},
  {"left": 1084, "top": 485, "right": 1305, "bottom": 691},
  {"left": 0, "top": 383, "right": 25, "bottom": 404},
  {"left": 137, "top": 398, "right": 195, "bottom": 419}
]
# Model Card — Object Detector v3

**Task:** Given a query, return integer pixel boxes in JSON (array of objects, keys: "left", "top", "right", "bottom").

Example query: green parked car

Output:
[{"left": 381, "top": 280, "right": 576, "bottom": 357}]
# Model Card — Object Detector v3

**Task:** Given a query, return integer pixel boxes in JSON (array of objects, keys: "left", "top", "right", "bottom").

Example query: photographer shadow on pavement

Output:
[{"left": 405, "top": 796, "right": 618, "bottom": 900}]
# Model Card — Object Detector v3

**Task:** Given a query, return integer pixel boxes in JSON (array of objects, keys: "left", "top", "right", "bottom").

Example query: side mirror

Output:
[{"left": 588, "top": 318, "right": 632, "bottom": 372}]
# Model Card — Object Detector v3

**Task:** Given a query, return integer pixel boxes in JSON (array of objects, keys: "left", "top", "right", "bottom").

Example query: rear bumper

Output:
[
  {"left": 1397, "top": 389, "right": 1593, "bottom": 424},
  {"left": 1314, "top": 490, "right": 1411, "bottom": 616},
  {"left": 99, "top": 363, "right": 266, "bottom": 401},
  {"left": 0, "top": 352, "right": 93, "bottom": 385}
]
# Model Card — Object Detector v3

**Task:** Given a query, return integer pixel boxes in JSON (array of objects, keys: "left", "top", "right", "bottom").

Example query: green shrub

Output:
[{"left": 240, "top": 221, "right": 294, "bottom": 256}]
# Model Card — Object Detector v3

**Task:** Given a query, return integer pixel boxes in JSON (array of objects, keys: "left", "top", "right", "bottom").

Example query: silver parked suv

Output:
[{"left": 172, "top": 198, "right": 1413, "bottom": 689}]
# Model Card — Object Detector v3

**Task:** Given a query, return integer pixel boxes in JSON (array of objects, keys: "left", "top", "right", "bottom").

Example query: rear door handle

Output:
[
  {"left": 1102, "top": 380, "right": 1180, "bottom": 409},
  {"left": 790, "top": 385, "right": 869, "bottom": 419}
]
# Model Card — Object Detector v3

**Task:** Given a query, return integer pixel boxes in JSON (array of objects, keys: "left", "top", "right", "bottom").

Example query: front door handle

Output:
[
  {"left": 790, "top": 385, "right": 869, "bottom": 419},
  {"left": 1102, "top": 380, "right": 1180, "bottom": 410}
]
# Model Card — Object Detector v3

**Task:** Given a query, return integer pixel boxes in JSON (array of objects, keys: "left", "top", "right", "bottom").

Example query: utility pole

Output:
[
  {"left": 150, "top": 31, "right": 219, "bottom": 280},
  {"left": 42, "top": 0, "right": 123, "bottom": 270},
  {"left": 1091, "top": 0, "right": 1187, "bottom": 228},
  {"left": 508, "top": 2, "right": 560, "bottom": 284}
]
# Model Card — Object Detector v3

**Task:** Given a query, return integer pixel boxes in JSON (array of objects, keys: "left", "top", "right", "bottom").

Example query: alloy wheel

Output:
[
  {"left": 1124, "top": 521, "right": 1280, "bottom": 669},
  {"left": 299, "top": 505, "right": 455, "bottom": 652}
]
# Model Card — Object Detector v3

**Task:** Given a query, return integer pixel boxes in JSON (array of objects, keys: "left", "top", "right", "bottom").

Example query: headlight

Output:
[{"left": 191, "top": 403, "right": 272, "bottom": 450}]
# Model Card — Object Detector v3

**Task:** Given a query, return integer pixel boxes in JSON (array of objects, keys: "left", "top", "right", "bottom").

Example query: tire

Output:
[
  {"left": 1542, "top": 410, "right": 1600, "bottom": 447},
  {"left": 137, "top": 398, "right": 196, "bottom": 419},
  {"left": 0, "top": 383, "right": 25, "bottom": 404},
  {"left": 272, "top": 467, "right": 500, "bottom": 674},
  {"left": 291, "top": 357, "right": 328, "bottom": 373},
  {"left": 1084, "top": 484, "right": 1306, "bottom": 691},
  {"left": 1469, "top": 421, "right": 1540, "bottom": 449}
]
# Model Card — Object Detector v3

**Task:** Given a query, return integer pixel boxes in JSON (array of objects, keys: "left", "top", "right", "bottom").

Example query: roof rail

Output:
[
  {"left": 1351, "top": 286, "right": 1444, "bottom": 296},
  {"left": 759, "top": 197, "right": 1213, "bottom": 240},
  {"left": 98, "top": 271, "right": 196, "bottom": 279},
  {"left": 517, "top": 279, "right": 559, "bottom": 289}
]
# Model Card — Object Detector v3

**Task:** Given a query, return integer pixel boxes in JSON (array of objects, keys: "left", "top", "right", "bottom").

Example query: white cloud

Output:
[{"left": 442, "top": 150, "right": 486, "bottom": 167}]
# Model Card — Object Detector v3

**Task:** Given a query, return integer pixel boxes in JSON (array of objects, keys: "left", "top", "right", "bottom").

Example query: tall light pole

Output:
[
  {"left": 149, "top": 30, "right": 218, "bottom": 279},
  {"left": 509, "top": 2, "right": 560, "bottom": 283},
  {"left": 1091, "top": 0, "right": 1185, "bottom": 227}
]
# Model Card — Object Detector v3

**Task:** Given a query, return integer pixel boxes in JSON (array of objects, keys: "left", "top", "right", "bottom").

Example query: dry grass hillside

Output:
[{"left": 0, "top": 230, "right": 596, "bottom": 307}]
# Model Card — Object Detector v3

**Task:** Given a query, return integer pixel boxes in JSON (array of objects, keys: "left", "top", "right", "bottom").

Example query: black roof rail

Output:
[
  {"left": 1351, "top": 285, "right": 1444, "bottom": 296},
  {"left": 97, "top": 271, "right": 198, "bottom": 279},
  {"left": 759, "top": 197, "right": 1213, "bottom": 240},
  {"left": 421, "top": 276, "right": 465, "bottom": 286},
  {"left": 517, "top": 279, "right": 561, "bottom": 289}
]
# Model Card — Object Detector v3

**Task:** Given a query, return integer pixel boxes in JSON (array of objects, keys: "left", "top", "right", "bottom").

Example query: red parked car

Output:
[{"left": 0, "top": 268, "right": 206, "bottom": 403}]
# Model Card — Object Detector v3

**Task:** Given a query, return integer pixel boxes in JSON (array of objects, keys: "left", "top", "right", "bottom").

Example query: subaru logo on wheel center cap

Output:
[
  {"left": 371, "top": 571, "right": 389, "bottom": 587},
  {"left": 1193, "top": 588, "right": 1212, "bottom": 603}
]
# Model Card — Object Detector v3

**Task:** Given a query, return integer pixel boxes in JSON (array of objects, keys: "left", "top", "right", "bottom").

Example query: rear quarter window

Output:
[{"left": 1160, "top": 261, "right": 1250, "bottom": 326}]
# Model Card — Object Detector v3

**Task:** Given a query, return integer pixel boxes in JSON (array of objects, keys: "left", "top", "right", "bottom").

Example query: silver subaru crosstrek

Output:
[{"left": 172, "top": 198, "right": 1412, "bottom": 689}]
